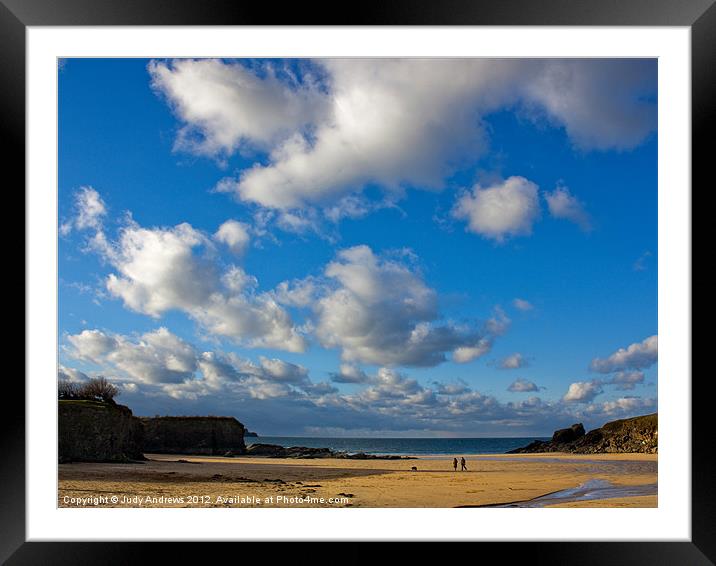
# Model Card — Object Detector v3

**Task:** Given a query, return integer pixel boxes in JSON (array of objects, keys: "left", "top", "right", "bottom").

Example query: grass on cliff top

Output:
[
  {"left": 59, "top": 399, "right": 117, "bottom": 410},
  {"left": 138, "top": 415, "right": 240, "bottom": 421}
]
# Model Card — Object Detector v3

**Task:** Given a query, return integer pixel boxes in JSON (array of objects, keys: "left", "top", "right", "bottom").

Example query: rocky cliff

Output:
[
  {"left": 59, "top": 400, "right": 144, "bottom": 463},
  {"left": 508, "top": 413, "right": 658, "bottom": 454},
  {"left": 140, "top": 416, "right": 246, "bottom": 455}
]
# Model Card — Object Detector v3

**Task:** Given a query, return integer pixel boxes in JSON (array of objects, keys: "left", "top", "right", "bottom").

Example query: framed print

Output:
[{"left": 6, "top": 0, "right": 708, "bottom": 562}]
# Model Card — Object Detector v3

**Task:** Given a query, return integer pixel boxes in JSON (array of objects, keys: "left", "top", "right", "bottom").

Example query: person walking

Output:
[
  {"left": 460, "top": 457, "right": 467, "bottom": 471},
  {"left": 453, "top": 457, "right": 458, "bottom": 471}
]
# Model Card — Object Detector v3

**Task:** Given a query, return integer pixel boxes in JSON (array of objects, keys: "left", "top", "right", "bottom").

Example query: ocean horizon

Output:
[{"left": 248, "top": 436, "right": 550, "bottom": 455}]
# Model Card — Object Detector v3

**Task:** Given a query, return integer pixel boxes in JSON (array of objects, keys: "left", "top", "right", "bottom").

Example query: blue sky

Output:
[{"left": 58, "top": 58, "right": 658, "bottom": 436}]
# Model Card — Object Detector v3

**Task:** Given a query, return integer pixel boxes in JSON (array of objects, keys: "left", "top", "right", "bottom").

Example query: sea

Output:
[{"left": 247, "top": 436, "right": 549, "bottom": 456}]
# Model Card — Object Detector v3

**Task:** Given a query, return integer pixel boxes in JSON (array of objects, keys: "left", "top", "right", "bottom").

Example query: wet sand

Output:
[{"left": 58, "top": 452, "right": 657, "bottom": 508}]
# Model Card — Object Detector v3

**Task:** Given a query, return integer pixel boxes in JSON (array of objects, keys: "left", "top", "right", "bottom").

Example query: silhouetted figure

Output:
[
  {"left": 460, "top": 457, "right": 467, "bottom": 471},
  {"left": 453, "top": 458, "right": 458, "bottom": 471}
]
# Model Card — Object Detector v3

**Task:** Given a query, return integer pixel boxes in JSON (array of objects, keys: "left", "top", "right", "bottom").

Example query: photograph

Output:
[{"left": 56, "top": 56, "right": 659, "bottom": 510}]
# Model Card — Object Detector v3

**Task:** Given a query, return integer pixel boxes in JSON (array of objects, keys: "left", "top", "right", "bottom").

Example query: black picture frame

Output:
[{"left": 5, "top": 0, "right": 706, "bottom": 562}]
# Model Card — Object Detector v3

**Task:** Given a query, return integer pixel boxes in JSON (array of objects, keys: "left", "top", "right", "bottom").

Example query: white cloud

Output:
[
  {"left": 454, "top": 306, "right": 511, "bottom": 363},
  {"left": 92, "top": 213, "right": 305, "bottom": 352},
  {"left": 65, "top": 328, "right": 320, "bottom": 400},
  {"left": 153, "top": 59, "right": 655, "bottom": 211},
  {"left": 600, "top": 397, "right": 656, "bottom": 416},
  {"left": 590, "top": 335, "right": 658, "bottom": 373},
  {"left": 499, "top": 353, "right": 528, "bottom": 369},
  {"left": 452, "top": 177, "right": 541, "bottom": 241},
  {"left": 432, "top": 380, "right": 471, "bottom": 395},
  {"left": 453, "top": 338, "right": 493, "bottom": 364},
  {"left": 259, "top": 356, "right": 309, "bottom": 384},
  {"left": 512, "top": 298, "right": 533, "bottom": 311},
  {"left": 61, "top": 186, "right": 107, "bottom": 235},
  {"left": 331, "top": 363, "right": 371, "bottom": 384},
  {"left": 584, "top": 396, "right": 656, "bottom": 417},
  {"left": 58, "top": 365, "right": 90, "bottom": 383},
  {"left": 313, "top": 245, "right": 505, "bottom": 367},
  {"left": 67, "top": 327, "right": 198, "bottom": 384},
  {"left": 214, "top": 220, "right": 250, "bottom": 255},
  {"left": 66, "top": 329, "right": 118, "bottom": 361},
  {"left": 507, "top": 378, "right": 541, "bottom": 393},
  {"left": 105, "top": 222, "right": 215, "bottom": 317},
  {"left": 190, "top": 292, "right": 307, "bottom": 353},
  {"left": 273, "top": 276, "right": 321, "bottom": 308},
  {"left": 607, "top": 371, "right": 645, "bottom": 391},
  {"left": 562, "top": 380, "right": 603, "bottom": 403},
  {"left": 524, "top": 59, "right": 656, "bottom": 151},
  {"left": 355, "top": 368, "right": 437, "bottom": 407},
  {"left": 148, "top": 59, "right": 327, "bottom": 158},
  {"left": 544, "top": 186, "right": 591, "bottom": 231}
]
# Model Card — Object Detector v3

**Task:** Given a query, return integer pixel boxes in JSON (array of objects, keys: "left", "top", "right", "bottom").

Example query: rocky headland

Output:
[{"left": 507, "top": 413, "right": 658, "bottom": 454}]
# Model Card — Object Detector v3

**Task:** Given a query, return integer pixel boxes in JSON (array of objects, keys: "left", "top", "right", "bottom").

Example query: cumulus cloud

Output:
[
  {"left": 65, "top": 327, "right": 325, "bottom": 400},
  {"left": 58, "top": 364, "right": 90, "bottom": 382},
  {"left": 523, "top": 59, "right": 657, "bottom": 151},
  {"left": 607, "top": 371, "right": 645, "bottom": 391},
  {"left": 92, "top": 214, "right": 305, "bottom": 352},
  {"left": 259, "top": 356, "right": 309, "bottom": 384},
  {"left": 330, "top": 363, "right": 371, "bottom": 384},
  {"left": 544, "top": 186, "right": 592, "bottom": 231},
  {"left": 314, "top": 245, "right": 506, "bottom": 367},
  {"left": 452, "top": 338, "right": 493, "bottom": 364},
  {"left": 272, "top": 276, "right": 322, "bottom": 308},
  {"left": 350, "top": 368, "right": 438, "bottom": 408},
  {"left": 590, "top": 335, "right": 658, "bottom": 373},
  {"left": 432, "top": 380, "right": 471, "bottom": 396},
  {"left": 104, "top": 222, "right": 216, "bottom": 317},
  {"left": 454, "top": 307, "right": 511, "bottom": 364},
  {"left": 148, "top": 59, "right": 327, "bottom": 159},
  {"left": 60, "top": 186, "right": 107, "bottom": 235},
  {"left": 67, "top": 327, "right": 198, "bottom": 384},
  {"left": 563, "top": 380, "right": 603, "bottom": 403},
  {"left": 512, "top": 298, "right": 533, "bottom": 311},
  {"left": 583, "top": 396, "right": 657, "bottom": 418},
  {"left": 152, "top": 59, "right": 655, "bottom": 212},
  {"left": 452, "top": 177, "right": 541, "bottom": 241},
  {"left": 214, "top": 220, "right": 250, "bottom": 255},
  {"left": 72, "top": 191, "right": 511, "bottom": 363},
  {"left": 507, "top": 378, "right": 541, "bottom": 393},
  {"left": 499, "top": 353, "right": 528, "bottom": 369}
]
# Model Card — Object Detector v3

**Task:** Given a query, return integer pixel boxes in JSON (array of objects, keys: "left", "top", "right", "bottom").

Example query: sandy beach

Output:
[{"left": 58, "top": 452, "right": 657, "bottom": 508}]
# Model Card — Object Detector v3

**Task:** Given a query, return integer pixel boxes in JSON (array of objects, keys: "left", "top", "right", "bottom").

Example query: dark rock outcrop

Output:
[
  {"left": 551, "top": 423, "right": 585, "bottom": 444},
  {"left": 338, "top": 452, "right": 408, "bottom": 460},
  {"left": 244, "top": 430, "right": 259, "bottom": 438},
  {"left": 508, "top": 413, "right": 657, "bottom": 454},
  {"left": 245, "top": 443, "right": 413, "bottom": 459},
  {"left": 141, "top": 416, "right": 246, "bottom": 455},
  {"left": 59, "top": 400, "right": 144, "bottom": 463},
  {"left": 246, "top": 444, "right": 333, "bottom": 458}
]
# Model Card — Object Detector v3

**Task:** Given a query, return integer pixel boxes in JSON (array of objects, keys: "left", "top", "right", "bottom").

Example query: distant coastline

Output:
[{"left": 245, "top": 436, "right": 550, "bottom": 456}]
